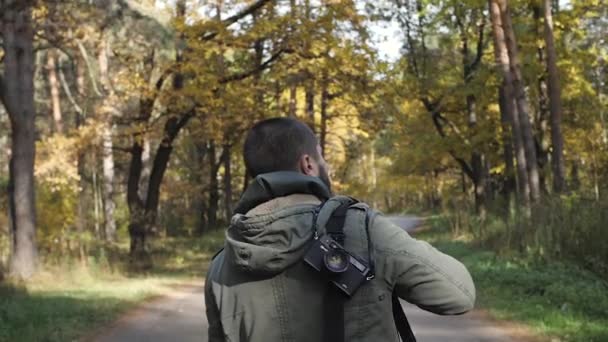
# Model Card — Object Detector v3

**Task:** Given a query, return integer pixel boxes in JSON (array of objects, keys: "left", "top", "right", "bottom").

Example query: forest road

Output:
[{"left": 91, "top": 216, "right": 526, "bottom": 342}]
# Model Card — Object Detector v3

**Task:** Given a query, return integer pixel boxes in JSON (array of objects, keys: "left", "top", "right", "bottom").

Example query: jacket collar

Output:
[{"left": 234, "top": 171, "right": 331, "bottom": 214}]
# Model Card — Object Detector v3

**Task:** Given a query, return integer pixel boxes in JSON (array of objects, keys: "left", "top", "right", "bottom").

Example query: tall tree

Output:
[
  {"left": 490, "top": 0, "right": 531, "bottom": 205},
  {"left": 223, "top": 143, "right": 233, "bottom": 223},
  {"left": 46, "top": 50, "right": 64, "bottom": 133},
  {"left": 0, "top": 0, "right": 39, "bottom": 279},
  {"left": 499, "top": 0, "right": 541, "bottom": 202},
  {"left": 98, "top": 35, "right": 117, "bottom": 241},
  {"left": 454, "top": 2, "right": 489, "bottom": 213},
  {"left": 532, "top": 3, "right": 551, "bottom": 194},
  {"left": 394, "top": 0, "right": 493, "bottom": 212},
  {"left": 543, "top": 0, "right": 566, "bottom": 192},
  {"left": 207, "top": 140, "right": 219, "bottom": 229}
]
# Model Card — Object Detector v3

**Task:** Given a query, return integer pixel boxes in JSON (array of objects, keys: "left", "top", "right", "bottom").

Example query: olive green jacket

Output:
[{"left": 205, "top": 172, "right": 475, "bottom": 342}]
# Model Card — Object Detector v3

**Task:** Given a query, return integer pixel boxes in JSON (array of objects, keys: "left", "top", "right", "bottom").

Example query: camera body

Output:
[{"left": 304, "top": 234, "right": 372, "bottom": 297}]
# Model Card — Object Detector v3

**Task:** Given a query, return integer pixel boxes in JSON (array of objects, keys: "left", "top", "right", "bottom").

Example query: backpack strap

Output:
[
  {"left": 324, "top": 198, "right": 354, "bottom": 244},
  {"left": 393, "top": 295, "right": 417, "bottom": 342},
  {"left": 322, "top": 199, "right": 354, "bottom": 342}
]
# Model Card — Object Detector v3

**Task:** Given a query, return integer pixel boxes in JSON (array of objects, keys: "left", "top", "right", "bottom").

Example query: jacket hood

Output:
[
  {"left": 234, "top": 171, "right": 331, "bottom": 214},
  {"left": 225, "top": 172, "right": 330, "bottom": 275}
]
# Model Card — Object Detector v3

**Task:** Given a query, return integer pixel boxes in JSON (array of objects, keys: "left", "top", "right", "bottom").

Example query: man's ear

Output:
[{"left": 298, "top": 154, "right": 317, "bottom": 176}]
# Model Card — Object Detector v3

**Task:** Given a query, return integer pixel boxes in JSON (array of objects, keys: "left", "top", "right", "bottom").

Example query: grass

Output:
[
  {"left": 0, "top": 275, "right": 174, "bottom": 342},
  {"left": 0, "top": 229, "right": 226, "bottom": 342},
  {"left": 419, "top": 218, "right": 608, "bottom": 342}
]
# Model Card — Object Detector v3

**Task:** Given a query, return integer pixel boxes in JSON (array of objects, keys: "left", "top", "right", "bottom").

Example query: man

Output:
[{"left": 205, "top": 117, "right": 475, "bottom": 342}]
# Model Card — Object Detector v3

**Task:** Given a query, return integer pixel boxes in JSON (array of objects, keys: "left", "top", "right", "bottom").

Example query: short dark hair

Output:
[{"left": 243, "top": 117, "right": 319, "bottom": 177}]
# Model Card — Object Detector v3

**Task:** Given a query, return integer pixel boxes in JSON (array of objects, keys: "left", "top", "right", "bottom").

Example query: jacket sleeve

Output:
[
  {"left": 205, "top": 260, "right": 226, "bottom": 342},
  {"left": 371, "top": 215, "right": 476, "bottom": 315}
]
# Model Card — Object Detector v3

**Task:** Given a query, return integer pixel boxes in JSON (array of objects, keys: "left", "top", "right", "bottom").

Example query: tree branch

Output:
[
  {"left": 156, "top": 67, "right": 172, "bottom": 91},
  {"left": 202, "top": 0, "right": 273, "bottom": 41},
  {"left": 421, "top": 97, "right": 475, "bottom": 180},
  {"left": 144, "top": 108, "right": 195, "bottom": 214},
  {"left": 58, "top": 67, "right": 84, "bottom": 115},
  {"left": 219, "top": 47, "right": 289, "bottom": 84},
  {"left": 77, "top": 40, "right": 103, "bottom": 97},
  {"left": 468, "top": 11, "right": 487, "bottom": 77},
  {"left": 450, "top": 151, "right": 475, "bottom": 180},
  {"left": 223, "top": 0, "right": 272, "bottom": 27}
]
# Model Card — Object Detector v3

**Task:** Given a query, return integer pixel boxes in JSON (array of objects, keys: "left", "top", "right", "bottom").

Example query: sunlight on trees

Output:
[{"left": 0, "top": 0, "right": 606, "bottom": 279}]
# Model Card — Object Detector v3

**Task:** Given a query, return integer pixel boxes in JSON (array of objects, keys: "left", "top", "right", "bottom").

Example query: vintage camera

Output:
[{"left": 304, "top": 234, "right": 372, "bottom": 297}]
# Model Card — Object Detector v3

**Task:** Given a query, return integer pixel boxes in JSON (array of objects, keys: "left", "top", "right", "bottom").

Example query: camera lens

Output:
[{"left": 323, "top": 249, "right": 349, "bottom": 273}]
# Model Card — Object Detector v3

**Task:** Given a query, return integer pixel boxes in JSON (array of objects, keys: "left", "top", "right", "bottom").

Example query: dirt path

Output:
[
  {"left": 90, "top": 284, "right": 208, "bottom": 342},
  {"left": 90, "top": 216, "right": 538, "bottom": 342},
  {"left": 90, "top": 284, "right": 529, "bottom": 342}
]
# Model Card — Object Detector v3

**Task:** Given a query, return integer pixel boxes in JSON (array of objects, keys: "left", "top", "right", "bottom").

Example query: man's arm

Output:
[
  {"left": 205, "top": 259, "right": 226, "bottom": 342},
  {"left": 371, "top": 215, "right": 475, "bottom": 315}
]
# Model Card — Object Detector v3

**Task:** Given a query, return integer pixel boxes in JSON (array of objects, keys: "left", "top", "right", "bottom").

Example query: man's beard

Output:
[{"left": 318, "top": 164, "right": 333, "bottom": 196}]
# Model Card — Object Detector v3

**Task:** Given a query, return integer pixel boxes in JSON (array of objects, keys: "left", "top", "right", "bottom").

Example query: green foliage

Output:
[
  {"left": 440, "top": 196, "right": 608, "bottom": 278},
  {"left": 0, "top": 277, "right": 170, "bottom": 342},
  {"left": 421, "top": 228, "right": 608, "bottom": 342}
]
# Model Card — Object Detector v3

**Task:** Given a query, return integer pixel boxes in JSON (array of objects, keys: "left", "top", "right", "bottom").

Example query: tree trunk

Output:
[
  {"left": 570, "top": 160, "right": 580, "bottom": 191},
  {"left": 536, "top": 72, "right": 551, "bottom": 194},
  {"left": 467, "top": 93, "right": 487, "bottom": 214},
  {"left": 126, "top": 139, "right": 147, "bottom": 262},
  {"left": 306, "top": 80, "right": 315, "bottom": 132},
  {"left": 101, "top": 125, "right": 116, "bottom": 241},
  {"left": 75, "top": 60, "right": 87, "bottom": 265},
  {"left": 223, "top": 144, "right": 233, "bottom": 223},
  {"left": 287, "top": 0, "right": 298, "bottom": 118},
  {"left": 543, "top": 0, "right": 566, "bottom": 193},
  {"left": 499, "top": 0, "right": 541, "bottom": 202},
  {"left": 138, "top": 137, "right": 152, "bottom": 201},
  {"left": 98, "top": 36, "right": 117, "bottom": 242},
  {"left": 194, "top": 141, "right": 208, "bottom": 235},
  {"left": 498, "top": 82, "right": 516, "bottom": 197},
  {"left": 490, "top": 0, "right": 531, "bottom": 206},
  {"left": 457, "top": 8, "right": 488, "bottom": 214},
  {"left": 533, "top": 4, "right": 551, "bottom": 194},
  {"left": 76, "top": 146, "right": 87, "bottom": 264},
  {"left": 253, "top": 11, "right": 265, "bottom": 118},
  {"left": 93, "top": 168, "right": 101, "bottom": 237},
  {"left": 289, "top": 85, "right": 297, "bottom": 117},
  {"left": 320, "top": 71, "right": 329, "bottom": 156},
  {"left": 1, "top": 1, "right": 39, "bottom": 279},
  {"left": 46, "top": 50, "right": 63, "bottom": 133},
  {"left": 126, "top": 112, "right": 193, "bottom": 263},
  {"left": 125, "top": 0, "right": 194, "bottom": 260},
  {"left": 208, "top": 141, "right": 219, "bottom": 229}
]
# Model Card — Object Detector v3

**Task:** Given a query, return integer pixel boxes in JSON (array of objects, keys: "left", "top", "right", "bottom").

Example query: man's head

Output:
[{"left": 243, "top": 117, "right": 331, "bottom": 190}]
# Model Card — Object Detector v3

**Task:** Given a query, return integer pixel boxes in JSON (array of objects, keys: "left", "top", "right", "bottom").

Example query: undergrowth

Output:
[{"left": 422, "top": 216, "right": 608, "bottom": 342}]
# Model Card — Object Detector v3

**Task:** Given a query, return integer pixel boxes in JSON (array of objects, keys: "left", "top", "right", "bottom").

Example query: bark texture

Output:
[
  {"left": 543, "top": 0, "right": 566, "bottom": 192},
  {"left": 490, "top": 0, "right": 531, "bottom": 206},
  {"left": 499, "top": 0, "right": 541, "bottom": 202},
  {"left": 46, "top": 50, "right": 63, "bottom": 133},
  {"left": 98, "top": 36, "right": 117, "bottom": 241},
  {"left": 1, "top": 0, "right": 39, "bottom": 279}
]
